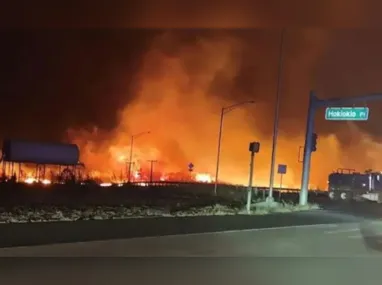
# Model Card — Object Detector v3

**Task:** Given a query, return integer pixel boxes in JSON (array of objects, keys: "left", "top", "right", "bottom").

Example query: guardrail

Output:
[
  {"left": 128, "top": 181, "right": 327, "bottom": 194},
  {"left": 0, "top": 180, "right": 328, "bottom": 194}
]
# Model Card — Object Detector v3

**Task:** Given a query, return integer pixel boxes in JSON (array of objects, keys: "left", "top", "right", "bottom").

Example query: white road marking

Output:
[
  {"left": 347, "top": 235, "right": 362, "bottom": 239},
  {"left": 325, "top": 228, "right": 359, "bottom": 235},
  {"left": 150, "top": 223, "right": 341, "bottom": 238}
]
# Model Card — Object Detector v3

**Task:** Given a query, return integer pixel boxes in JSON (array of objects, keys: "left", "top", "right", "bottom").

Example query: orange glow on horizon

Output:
[{"left": 65, "top": 31, "right": 382, "bottom": 190}]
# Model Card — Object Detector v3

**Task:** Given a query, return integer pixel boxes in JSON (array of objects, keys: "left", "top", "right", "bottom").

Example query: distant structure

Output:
[{"left": 1, "top": 139, "right": 84, "bottom": 183}]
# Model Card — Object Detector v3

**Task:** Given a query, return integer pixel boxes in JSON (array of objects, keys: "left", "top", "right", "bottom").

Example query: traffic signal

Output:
[
  {"left": 249, "top": 142, "right": 260, "bottom": 153},
  {"left": 311, "top": 133, "right": 318, "bottom": 152}
]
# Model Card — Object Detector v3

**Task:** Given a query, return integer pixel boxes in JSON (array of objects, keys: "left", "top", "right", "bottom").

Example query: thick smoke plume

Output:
[{"left": 68, "top": 29, "right": 382, "bottom": 189}]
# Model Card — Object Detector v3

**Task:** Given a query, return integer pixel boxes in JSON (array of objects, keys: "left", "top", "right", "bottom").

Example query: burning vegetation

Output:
[
  {"left": 64, "top": 31, "right": 382, "bottom": 189},
  {"left": 5, "top": 30, "right": 381, "bottom": 190}
]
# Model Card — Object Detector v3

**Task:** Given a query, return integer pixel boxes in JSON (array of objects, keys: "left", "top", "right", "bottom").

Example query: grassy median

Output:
[{"left": 0, "top": 200, "right": 320, "bottom": 223}]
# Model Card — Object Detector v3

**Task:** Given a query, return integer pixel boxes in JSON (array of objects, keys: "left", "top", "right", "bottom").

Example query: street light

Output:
[
  {"left": 128, "top": 131, "right": 150, "bottom": 183},
  {"left": 213, "top": 100, "right": 255, "bottom": 196}
]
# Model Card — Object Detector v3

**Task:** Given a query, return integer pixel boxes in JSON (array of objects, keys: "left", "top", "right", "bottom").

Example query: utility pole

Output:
[
  {"left": 125, "top": 161, "right": 132, "bottom": 182},
  {"left": 268, "top": 28, "right": 286, "bottom": 203},
  {"left": 127, "top": 136, "right": 134, "bottom": 183},
  {"left": 128, "top": 131, "right": 150, "bottom": 183},
  {"left": 125, "top": 161, "right": 135, "bottom": 182},
  {"left": 298, "top": 146, "right": 304, "bottom": 163},
  {"left": 147, "top": 160, "right": 158, "bottom": 183}
]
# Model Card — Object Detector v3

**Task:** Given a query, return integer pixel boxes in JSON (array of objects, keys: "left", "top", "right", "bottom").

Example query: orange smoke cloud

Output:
[{"left": 67, "top": 30, "right": 382, "bottom": 189}]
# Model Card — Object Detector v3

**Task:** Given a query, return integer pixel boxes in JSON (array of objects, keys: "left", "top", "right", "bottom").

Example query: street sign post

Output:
[
  {"left": 277, "top": 164, "right": 287, "bottom": 199},
  {"left": 277, "top": 164, "right": 287, "bottom": 186},
  {"left": 188, "top": 163, "right": 194, "bottom": 181},
  {"left": 325, "top": 107, "right": 369, "bottom": 121}
]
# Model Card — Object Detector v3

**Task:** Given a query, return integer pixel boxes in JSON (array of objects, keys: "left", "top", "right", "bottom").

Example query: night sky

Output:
[{"left": 0, "top": 29, "right": 158, "bottom": 140}]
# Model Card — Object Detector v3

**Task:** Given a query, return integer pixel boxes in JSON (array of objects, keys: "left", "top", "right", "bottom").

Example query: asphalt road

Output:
[
  {"left": 1, "top": 219, "right": 380, "bottom": 257},
  {"left": 1, "top": 214, "right": 382, "bottom": 285}
]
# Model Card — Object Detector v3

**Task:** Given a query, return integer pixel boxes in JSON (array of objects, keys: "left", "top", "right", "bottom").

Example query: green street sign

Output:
[{"left": 325, "top": 107, "right": 369, "bottom": 121}]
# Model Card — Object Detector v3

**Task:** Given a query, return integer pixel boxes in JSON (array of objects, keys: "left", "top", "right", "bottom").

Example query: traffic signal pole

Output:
[
  {"left": 246, "top": 149, "right": 255, "bottom": 213},
  {"left": 247, "top": 142, "right": 260, "bottom": 213},
  {"left": 300, "top": 91, "right": 317, "bottom": 206},
  {"left": 300, "top": 91, "right": 382, "bottom": 206}
]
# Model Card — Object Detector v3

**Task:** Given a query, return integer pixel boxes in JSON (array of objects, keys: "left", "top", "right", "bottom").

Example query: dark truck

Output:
[{"left": 328, "top": 168, "right": 382, "bottom": 203}]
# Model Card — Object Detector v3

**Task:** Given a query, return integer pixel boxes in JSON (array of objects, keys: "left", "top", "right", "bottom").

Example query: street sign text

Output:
[{"left": 325, "top": 107, "right": 369, "bottom": 121}]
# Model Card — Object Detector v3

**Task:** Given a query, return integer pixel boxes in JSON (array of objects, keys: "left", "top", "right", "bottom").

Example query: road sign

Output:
[
  {"left": 277, "top": 164, "right": 287, "bottom": 175},
  {"left": 188, "top": 163, "right": 194, "bottom": 172},
  {"left": 325, "top": 107, "right": 369, "bottom": 121}
]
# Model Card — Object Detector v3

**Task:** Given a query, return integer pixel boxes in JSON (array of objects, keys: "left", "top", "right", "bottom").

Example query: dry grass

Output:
[
  {"left": 249, "top": 200, "right": 321, "bottom": 214},
  {"left": 0, "top": 201, "right": 321, "bottom": 223}
]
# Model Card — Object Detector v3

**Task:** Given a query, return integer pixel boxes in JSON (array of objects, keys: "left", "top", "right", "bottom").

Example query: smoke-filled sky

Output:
[{"left": 3, "top": 26, "right": 382, "bottom": 188}]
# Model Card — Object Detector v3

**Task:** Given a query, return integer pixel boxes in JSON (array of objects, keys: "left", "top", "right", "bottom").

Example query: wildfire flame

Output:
[
  {"left": 195, "top": 173, "right": 213, "bottom": 183},
  {"left": 65, "top": 31, "right": 382, "bottom": 190},
  {"left": 24, "top": 177, "right": 51, "bottom": 185},
  {"left": 24, "top": 177, "right": 36, "bottom": 184}
]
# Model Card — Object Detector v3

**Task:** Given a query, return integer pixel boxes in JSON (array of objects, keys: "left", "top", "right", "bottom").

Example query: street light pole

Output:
[
  {"left": 213, "top": 100, "right": 255, "bottom": 196},
  {"left": 213, "top": 109, "right": 224, "bottom": 196},
  {"left": 128, "top": 131, "right": 150, "bottom": 183},
  {"left": 268, "top": 28, "right": 286, "bottom": 202}
]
